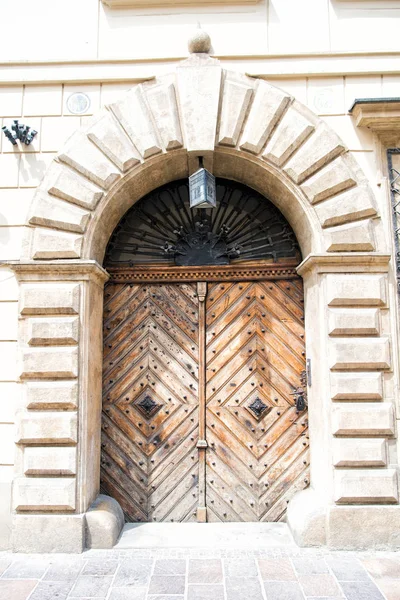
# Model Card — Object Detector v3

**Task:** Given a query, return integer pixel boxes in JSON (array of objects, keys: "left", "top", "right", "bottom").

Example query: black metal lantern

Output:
[{"left": 189, "top": 163, "right": 216, "bottom": 209}]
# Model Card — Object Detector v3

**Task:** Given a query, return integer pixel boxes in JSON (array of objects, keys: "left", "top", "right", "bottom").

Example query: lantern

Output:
[{"left": 189, "top": 165, "right": 216, "bottom": 209}]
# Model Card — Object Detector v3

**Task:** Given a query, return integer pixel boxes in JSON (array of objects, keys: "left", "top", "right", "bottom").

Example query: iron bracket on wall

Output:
[{"left": 2, "top": 120, "right": 38, "bottom": 146}]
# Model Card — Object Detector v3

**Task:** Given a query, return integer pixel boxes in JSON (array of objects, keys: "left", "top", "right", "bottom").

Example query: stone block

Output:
[
  {"left": 109, "top": 86, "right": 162, "bottom": 159},
  {"left": 29, "top": 192, "right": 90, "bottom": 234},
  {"left": 20, "top": 283, "right": 80, "bottom": 315},
  {"left": 58, "top": 131, "right": 121, "bottom": 189},
  {"left": 331, "top": 403, "right": 395, "bottom": 436},
  {"left": 326, "top": 275, "right": 387, "bottom": 307},
  {"left": 286, "top": 488, "right": 327, "bottom": 547},
  {"left": 329, "top": 338, "right": 391, "bottom": 370},
  {"left": 144, "top": 79, "right": 184, "bottom": 151},
  {"left": 334, "top": 469, "right": 398, "bottom": 504},
  {"left": 13, "top": 477, "right": 76, "bottom": 511},
  {"left": 240, "top": 80, "right": 291, "bottom": 155},
  {"left": 217, "top": 73, "right": 253, "bottom": 147},
  {"left": 325, "top": 220, "right": 375, "bottom": 252},
  {"left": 27, "top": 317, "right": 79, "bottom": 346},
  {"left": 328, "top": 308, "right": 380, "bottom": 336},
  {"left": 263, "top": 106, "right": 314, "bottom": 166},
  {"left": 20, "top": 347, "right": 79, "bottom": 379},
  {"left": 85, "top": 494, "right": 124, "bottom": 549},
  {"left": 87, "top": 111, "right": 141, "bottom": 172},
  {"left": 47, "top": 164, "right": 103, "bottom": 210},
  {"left": 31, "top": 228, "right": 83, "bottom": 260},
  {"left": 12, "top": 513, "right": 84, "bottom": 553},
  {"left": 330, "top": 372, "right": 383, "bottom": 401},
  {"left": 327, "top": 505, "right": 400, "bottom": 550},
  {"left": 315, "top": 186, "right": 377, "bottom": 229},
  {"left": 333, "top": 438, "right": 387, "bottom": 467},
  {"left": 284, "top": 125, "right": 345, "bottom": 184},
  {"left": 176, "top": 54, "right": 222, "bottom": 154},
  {"left": 25, "top": 381, "right": 78, "bottom": 409},
  {"left": 16, "top": 410, "right": 77, "bottom": 444},
  {"left": 24, "top": 446, "right": 76, "bottom": 475},
  {"left": 301, "top": 155, "right": 357, "bottom": 204}
]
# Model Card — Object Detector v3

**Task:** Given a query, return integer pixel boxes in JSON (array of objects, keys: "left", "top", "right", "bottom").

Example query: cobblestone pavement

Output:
[{"left": 0, "top": 548, "right": 399, "bottom": 600}]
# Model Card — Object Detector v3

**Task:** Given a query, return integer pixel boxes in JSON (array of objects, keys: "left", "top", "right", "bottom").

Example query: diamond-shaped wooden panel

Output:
[
  {"left": 101, "top": 282, "right": 199, "bottom": 522},
  {"left": 205, "top": 280, "right": 309, "bottom": 522}
]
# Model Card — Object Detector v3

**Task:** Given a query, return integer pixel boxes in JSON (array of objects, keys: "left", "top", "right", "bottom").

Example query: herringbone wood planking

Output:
[
  {"left": 205, "top": 280, "right": 309, "bottom": 522},
  {"left": 101, "top": 283, "right": 199, "bottom": 522}
]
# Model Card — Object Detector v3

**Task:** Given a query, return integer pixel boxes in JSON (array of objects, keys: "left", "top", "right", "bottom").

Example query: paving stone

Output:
[
  {"left": 113, "top": 559, "right": 153, "bottom": 586},
  {"left": 264, "top": 581, "right": 305, "bottom": 600},
  {"left": 0, "top": 558, "right": 11, "bottom": 577},
  {"left": 28, "top": 580, "right": 73, "bottom": 600},
  {"left": 148, "top": 596, "right": 184, "bottom": 600},
  {"left": 44, "top": 559, "right": 85, "bottom": 581},
  {"left": 2, "top": 558, "right": 49, "bottom": 579},
  {"left": 339, "top": 580, "right": 386, "bottom": 600},
  {"left": 69, "top": 575, "right": 113, "bottom": 598},
  {"left": 362, "top": 557, "right": 400, "bottom": 579},
  {"left": 292, "top": 557, "right": 330, "bottom": 575},
  {"left": 326, "top": 556, "right": 369, "bottom": 582},
  {"left": 108, "top": 587, "right": 147, "bottom": 600},
  {"left": 0, "top": 579, "right": 38, "bottom": 600},
  {"left": 258, "top": 558, "right": 297, "bottom": 581},
  {"left": 148, "top": 575, "right": 186, "bottom": 595},
  {"left": 226, "top": 576, "right": 264, "bottom": 600},
  {"left": 299, "top": 574, "right": 342, "bottom": 597},
  {"left": 224, "top": 558, "right": 258, "bottom": 577},
  {"left": 373, "top": 578, "right": 400, "bottom": 600},
  {"left": 188, "top": 559, "right": 223, "bottom": 583},
  {"left": 153, "top": 559, "right": 186, "bottom": 575},
  {"left": 81, "top": 559, "right": 119, "bottom": 577},
  {"left": 187, "top": 584, "right": 225, "bottom": 600}
]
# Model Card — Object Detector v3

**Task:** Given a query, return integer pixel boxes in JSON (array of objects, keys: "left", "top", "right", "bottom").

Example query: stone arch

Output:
[
  {"left": 11, "top": 51, "right": 399, "bottom": 554},
  {"left": 24, "top": 53, "right": 381, "bottom": 264}
]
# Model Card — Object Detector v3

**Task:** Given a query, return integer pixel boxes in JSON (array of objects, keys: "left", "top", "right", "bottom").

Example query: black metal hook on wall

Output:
[{"left": 2, "top": 120, "right": 38, "bottom": 146}]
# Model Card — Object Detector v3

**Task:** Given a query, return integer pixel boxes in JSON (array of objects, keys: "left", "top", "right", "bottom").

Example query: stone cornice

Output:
[
  {"left": 3, "top": 51, "right": 400, "bottom": 85},
  {"left": 3, "top": 260, "right": 109, "bottom": 285},
  {"left": 102, "top": 0, "right": 258, "bottom": 5},
  {"left": 350, "top": 98, "right": 400, "bottom": 133},
  {"left": 297, "top": 253, "right": 391, "bottom": 276}
]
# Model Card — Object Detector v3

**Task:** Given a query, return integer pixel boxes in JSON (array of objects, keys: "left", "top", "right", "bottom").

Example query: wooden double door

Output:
[{"left": 101, "top": 273, "right": 309, "bottom": 523}]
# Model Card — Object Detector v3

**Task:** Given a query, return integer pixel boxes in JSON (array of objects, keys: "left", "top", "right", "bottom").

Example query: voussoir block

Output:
[
  {"left": 25, "top": 381, "right": 78, "bottom": 409},
  {"left": 328, "top": 308, "right": 380, "bottom": 337},
  {"left": 21, "top": 347, "right": 79, "bottom": 379},
  {"left": 330, "top": 338, "right": 391, "bottom": 370},
  {"left": 240, "top": 80, "right": 291, "bottom": 155},
  {"left": 144, "top": 78, "right": 184, "bottom": 151},
  {"left": 47, "top": 163, "right": 104, "bottom": 210},
  {"left": 29, "top": 192, "right": 90, "bottom": 235},
  {"left": 27, "top": 317, "right": 79, "bottom": 346},
  {"left": 314, "top": 185, "right": 377, "bottom": 228},
  {"left": 20, "top": 283, "right": 80, "bottom": 315},
  {"left": 334, "top": 469, "right": 398, "bottom": 504},
  {"left": 31, "top": 228, "right": 83, "bottom": 260},
  {"left": 326, "top": 275, "right": 387, "bottom": 307},
  {"left": 324, "top": 220, "right": 375, "bottom": 252},
  {"left": 263, "top": 105, "right": 314, "bottom": 167},
  {"left": 24, "top": 446, "right": 76, "bottom": 476},
  {"left": 284, "top": 125, "right": 345, "bottom": 184},
  {"left": 332, "top": 402, "right": 395, "bottom": 436},
  {"left": 217, "top": 73, "right": 254, "bottom": 147},
  {"left": 13, "top": 477, "right": 76, "bottom": 511},
  {"left": 301, "top": 155, "right": 357, "bottom": 204},
  {"left": 333, "top": 438, "right": 387, "bottom": 467},
  {"left": 16, "top": 410, "right": 78, "bottom": 444},
  {"left": 330, "top": 372, "right": 383, "bottom": 401}
]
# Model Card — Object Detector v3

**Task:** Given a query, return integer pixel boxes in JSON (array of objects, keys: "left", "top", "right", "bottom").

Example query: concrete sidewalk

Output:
[{"left": 0, "top": 546, "right": 399, "bottom": 600}]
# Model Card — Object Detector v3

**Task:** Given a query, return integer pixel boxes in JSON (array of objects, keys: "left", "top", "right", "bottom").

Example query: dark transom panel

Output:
[{"left": 104, "top": 178, "right": 300, "bottom": 268}]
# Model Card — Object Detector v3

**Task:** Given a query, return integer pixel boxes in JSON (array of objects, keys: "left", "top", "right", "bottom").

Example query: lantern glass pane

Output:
[{"left": 189, "top": 168, "right": 216, "bottom": 208}]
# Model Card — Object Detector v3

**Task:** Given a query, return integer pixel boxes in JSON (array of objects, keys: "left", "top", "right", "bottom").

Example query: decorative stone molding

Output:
[{"left": 350, "top": 98, "right": 400, "bottom": 132}]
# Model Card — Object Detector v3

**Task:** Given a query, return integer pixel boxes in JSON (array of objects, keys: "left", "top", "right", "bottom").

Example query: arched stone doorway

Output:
[
  {"left": 8, "top": 45, "right": 399, "bottom": 552},
  {"left": 101, "top": 178, "right": 308, "bottom": 523}
]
